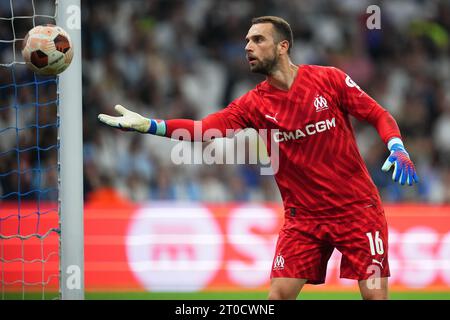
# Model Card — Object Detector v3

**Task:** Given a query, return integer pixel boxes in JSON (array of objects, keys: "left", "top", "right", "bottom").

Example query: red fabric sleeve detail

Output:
[
  {"left": 165, "top": 119, "right": 197, "bottom": 139},
  {"left": 165, "top": 102, "right": 250, "bottom": 141},
  {"left": 365, "top": 106, "right": 402, "bottom": 145},
  {"left": 164, "top": 116, "right": 230, "bottom": 141}
]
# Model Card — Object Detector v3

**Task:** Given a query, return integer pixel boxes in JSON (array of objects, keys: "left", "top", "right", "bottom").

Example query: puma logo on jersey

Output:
[
  {"left": 314, "top": 95, "right": 328, "bottom": 112},
  {"left": 273, "top": 118, "right": 336, "bottom": 143},
  {"left": 265, "top": 113, "right": 279, "bottom": 123}
]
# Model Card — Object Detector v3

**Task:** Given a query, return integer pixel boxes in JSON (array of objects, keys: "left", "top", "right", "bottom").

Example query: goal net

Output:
[{"left": 0, "top": 0, "right": 60, "bottom": 300}]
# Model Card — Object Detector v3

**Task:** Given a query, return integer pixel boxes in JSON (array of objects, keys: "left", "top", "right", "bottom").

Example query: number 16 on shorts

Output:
[{"left": 366, "top": 231, "right": 384, "bottom": 255}]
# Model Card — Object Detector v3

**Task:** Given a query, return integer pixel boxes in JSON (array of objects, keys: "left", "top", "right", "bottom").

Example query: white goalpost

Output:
[{"left": 57, "top": 0, "right": 84, "bottom": 300}]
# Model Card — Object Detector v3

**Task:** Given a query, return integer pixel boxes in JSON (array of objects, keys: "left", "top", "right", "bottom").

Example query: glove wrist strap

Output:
[
  {"left": 387, "top": 137, "right": 404, "bottom": 151},
  {"left": 147, "top": 119, "right": 167, "bottom": 136}
]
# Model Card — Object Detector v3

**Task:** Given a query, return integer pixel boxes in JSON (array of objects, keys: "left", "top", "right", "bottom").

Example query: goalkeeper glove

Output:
[
  {"left": 98, "top": 104, "right": 166, "bottom": 135},
  {"left": 381, "top": 138, "right": 419, "bottom": 186}
]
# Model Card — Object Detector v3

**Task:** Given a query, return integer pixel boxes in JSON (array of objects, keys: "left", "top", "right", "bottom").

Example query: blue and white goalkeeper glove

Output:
[
  {"left": 381, "top": 138, "right": 419, "bottom": 186},
  {"left": 98, "top": 104, "right": 166, "bottom": 135}
]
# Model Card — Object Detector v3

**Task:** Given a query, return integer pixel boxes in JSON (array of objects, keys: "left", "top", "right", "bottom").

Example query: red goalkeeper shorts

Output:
[{"left": 270, "top": 204, "right": 390, "bottom": 284}]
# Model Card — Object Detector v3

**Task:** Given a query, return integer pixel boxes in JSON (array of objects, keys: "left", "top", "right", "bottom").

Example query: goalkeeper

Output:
[{"left": 98, "top": 16, "right": 418, "bottom": 300}]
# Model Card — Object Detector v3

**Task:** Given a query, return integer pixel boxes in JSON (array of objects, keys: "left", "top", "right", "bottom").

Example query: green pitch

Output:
[
  {"left": 3, "top": 291, "right": 450, "bottom": 300},
  {"left": 85, "top": 291, "right": 450, "bottom": 300}
]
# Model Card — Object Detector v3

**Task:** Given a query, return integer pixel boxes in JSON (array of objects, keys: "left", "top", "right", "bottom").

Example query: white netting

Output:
[{"left": 0, "top": 0, "right": 60, "bottom": 300}]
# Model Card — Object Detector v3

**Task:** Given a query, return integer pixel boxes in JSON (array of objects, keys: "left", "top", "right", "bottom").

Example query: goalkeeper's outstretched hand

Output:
[
  {"left": 381, "top": 142, "right": 419, "bottom": 186},
  {"left": 98, "top": 105, "right": 151, "bottom": 133}
]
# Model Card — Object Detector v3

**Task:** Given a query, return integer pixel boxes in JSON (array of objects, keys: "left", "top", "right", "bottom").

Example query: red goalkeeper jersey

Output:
[{"left": 166, "top": 65, "right": 401, "bottom": 218}]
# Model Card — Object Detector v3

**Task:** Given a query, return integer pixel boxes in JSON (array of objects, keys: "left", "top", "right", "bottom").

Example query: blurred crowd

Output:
[{"left": 1, "top": 0, "right": 450, "bottom": 205}]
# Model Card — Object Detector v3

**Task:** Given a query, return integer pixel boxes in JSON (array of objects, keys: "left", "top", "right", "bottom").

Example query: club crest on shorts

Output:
[{"left": 273, "top": 254, "right": 285, "bottom": 270}]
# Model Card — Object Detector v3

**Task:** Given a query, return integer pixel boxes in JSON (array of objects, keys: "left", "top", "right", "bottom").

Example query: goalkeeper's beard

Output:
[{"left": 250, "top": 49, "right": 279, "bottom": 76}]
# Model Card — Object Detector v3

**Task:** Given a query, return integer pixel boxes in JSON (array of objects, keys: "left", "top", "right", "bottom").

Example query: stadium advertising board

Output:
[{"left": 1, "top": 203, "right": 450, "bottom": 292}]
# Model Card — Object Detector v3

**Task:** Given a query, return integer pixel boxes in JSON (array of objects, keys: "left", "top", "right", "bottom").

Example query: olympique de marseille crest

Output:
[
  {"left": 314, "top": 95, "right": 329, "bottom": 112},
  {"left": 273, "top": 254, "right": 285, "bottom": 270}
]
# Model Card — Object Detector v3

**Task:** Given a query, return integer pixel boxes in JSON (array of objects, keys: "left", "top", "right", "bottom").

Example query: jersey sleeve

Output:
[
  {"left": 204, "top": 96, "right": 254, "bottom": 132},
  {"left": 165, "top": 92, "right": 254, "bottom": 141},
  {"left": 327, "top": 67, "right": 378, "bottom": 120},
  {"left": 327, "top": 67, "right": 402, "bottom": 144}
]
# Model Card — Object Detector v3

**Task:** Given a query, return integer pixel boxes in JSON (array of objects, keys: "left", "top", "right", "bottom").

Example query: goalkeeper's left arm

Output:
[{"left": 328, "top": 67, "right": 419, "bottom": 186}]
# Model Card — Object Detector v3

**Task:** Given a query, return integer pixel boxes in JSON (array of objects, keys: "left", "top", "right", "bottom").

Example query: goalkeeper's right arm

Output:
[
  {"left": 98, "top": 104, "right": 246, "bottom": 141},
  {"left": 98, "top": 104, "right": 166, "bottom": 135}
]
